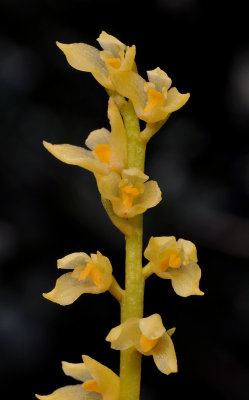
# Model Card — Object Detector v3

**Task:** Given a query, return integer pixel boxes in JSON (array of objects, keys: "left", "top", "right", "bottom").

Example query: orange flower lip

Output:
[
  {"left": 140, "top": 333, "right": 158, "bottom": 352},
  {"left": 83, "top": 379, "right": 101, "bottom": 393},
  {"left": 121, "top": 185, "right": 140, "bottom": 210},
  {"left": 93, "top": 144, "right": 111, "bottom": 164},
  {"left": 144, "top": 88, "right": 165, "bottom": 113}
]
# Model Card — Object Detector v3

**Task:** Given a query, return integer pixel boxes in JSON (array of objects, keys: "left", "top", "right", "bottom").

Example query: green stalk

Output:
[{"left": 119, "top": 101, "right": 147, "bottom": 400}]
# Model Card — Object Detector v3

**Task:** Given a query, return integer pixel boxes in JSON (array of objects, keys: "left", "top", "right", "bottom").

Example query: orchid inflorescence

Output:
[{"left": 36, "top": 32, "right": 203, "bottom": 400}]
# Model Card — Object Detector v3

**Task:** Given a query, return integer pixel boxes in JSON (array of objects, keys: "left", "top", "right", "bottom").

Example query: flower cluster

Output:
[{"left": 44, "top": 97, "right": 161, "bottom": 220}]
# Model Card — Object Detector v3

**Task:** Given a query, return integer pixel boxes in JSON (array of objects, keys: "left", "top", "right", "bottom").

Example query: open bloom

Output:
[
  {"left": 36, "top": 355, "right": 120, "bottom": 400},
  {"left": 144, "top": 236, "right": 204, "bottom": 297},
  {"left": 56, "top": 31, "right": 136, "bottom": 90},
  {"left": 106, "top": 314, "right": 177, "bottom": 375},
  {"left": 110, "top": 67, "right": 190, "bottom": 123},
  {"left": 96, "top": 167, "right": 161, "bottom": 218},
  {"left": 43, "top": 97, "right": 127, "bottom": 177},
  {"left": 43, "top": 251, "right": 113, "bottom": 305}
]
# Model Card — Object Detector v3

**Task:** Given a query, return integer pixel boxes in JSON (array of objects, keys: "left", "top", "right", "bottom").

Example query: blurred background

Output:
[{"left": 1, "top": 0, "right": 249, "bottom": 399}]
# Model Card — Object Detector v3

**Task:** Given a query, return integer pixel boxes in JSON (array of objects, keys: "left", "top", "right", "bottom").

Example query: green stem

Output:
[{"left": 119, "top": 101, "right": 147, "bottom": 400}]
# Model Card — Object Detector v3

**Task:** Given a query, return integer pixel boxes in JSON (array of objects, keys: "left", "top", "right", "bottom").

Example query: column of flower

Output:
[{"left": 36, "top": 32, "right": 203, "bottom": 400}]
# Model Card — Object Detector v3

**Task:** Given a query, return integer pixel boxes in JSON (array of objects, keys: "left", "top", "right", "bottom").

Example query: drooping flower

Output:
[
  {"left": 43, "top": 251, "right": 113, "bottom": 305},
  {"left": 35, "top": 355, "right": 120, "bottom": 400},
  {"left": 144, "top": 236, "right": 204, "bottom": 297},
  {"left": 43, "top": 97, "right": 127, "bottom": 177},
  {"left": 56, "top": 31, "right": 136, "bottom": 90},
  {"left": 110, "top": 67, "right": 190, "bottom": 123},
  {"left": 106, "top": 314, "right": 177, "bottom": 375},
  {"left": 96, "top": 167, "right": 162, "bottom": 218}
]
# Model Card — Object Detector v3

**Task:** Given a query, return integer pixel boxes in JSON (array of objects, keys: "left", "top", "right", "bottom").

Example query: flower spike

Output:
[
  {"left": 143, "top": 236, "right": 204, "bottom": 297},
  {"left": 106, "top": 314, "right": 177, "bottom": 375},
  {"left": 36, "top": 355, "right": 120, "bottom": 400},
  {"left": 43, "top": 251, "right": 113, "bottom": 305}
]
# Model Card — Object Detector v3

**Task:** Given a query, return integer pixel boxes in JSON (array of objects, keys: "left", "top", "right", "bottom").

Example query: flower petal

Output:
[
  {"left": 62, "top": 362, "right": 92, "bottom": 382},
  {"left": 105, "top": 318, "right": 140, "bottom": 349},
  {"left": 178, "top": 238, "right": 198, "bottom": 263},
  {"left": 108, "top": 97, "right": 127, "bottom": 171},
  {"left": 43, "top": 271, "right": 109, "bottom": 306},
  {"left": 167, "top": 261, "right": 204, "bottom": 297},
  {"left": 164, "top": 87, "right": 190, "bottom": 113},
  {"left": 144, "top": 236, "right": 176, "bottom": 261},
  {"left": 82, "top": 356, "right": 120, "bottom": 400},
  {"left": 85, "top": 128, "right": 110, "bottom": 151},
  {"left": 56, "top": 42, "right": 109, "bottom": 88},
  {"left": 97, "top": 31, "right": 126, "bottom": 56},
  {"left": 57, "top": 252, "right": 90, "bottom": 270},
  {"left": 152, "top": 332, "right": 178, "bottom": 375},
  {"left": 110, "top": 70, "right": 147, "bottom": 111},
  {"left": 139, "top": 314, "right": 166, "bottom": 340},
  {"left": 147, "top": 67, "right": 172, "bottom": 91},
  {"left": 36, "top": 385, "right": 100, "bottom": 400},
  {"left": 96, "top": 172, "right": 121, "bottom": 201},
  {"left": 43, "top": 141, "right": 109, "bottom": 175}
]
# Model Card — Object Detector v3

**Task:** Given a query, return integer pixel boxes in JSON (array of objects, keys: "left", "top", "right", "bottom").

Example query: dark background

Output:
[{"left": 1, "top": 1, "right": 249, "bottom": 399}]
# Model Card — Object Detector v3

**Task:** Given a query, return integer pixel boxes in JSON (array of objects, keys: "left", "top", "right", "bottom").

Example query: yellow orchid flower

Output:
[
  {"left": 143, "top": 236, "right": 204, "bottom": 297},
  {"left": 56, "top": 31, "right": 136, "bottom": 90},
  {"left": 109, "top": 67, "right": 190, "bottom": 123},
  {"left": 96, "top": 167, "right": 162, "bottom": 218},
  {"left": 36, "top": 355, "right": 120, "bottom": 400},
  {"left": 106, "top": 314, "right": 177, "bottom": 375},
  {"left": 43, "top": 251, "right": 113, "bottom": 305},
  {"left": 43, "top": 97, "right": 127, "bottom": 177}
]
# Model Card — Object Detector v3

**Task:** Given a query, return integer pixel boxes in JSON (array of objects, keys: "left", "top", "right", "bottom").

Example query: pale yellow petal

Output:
[
  {"left": 62, "top": 362, "right": 92, "bottom": 382},
  {"left": 121, "top": 45, "right": 136, "bottom": 71},
  {"left": 82, "top": 356, "right": 120, "bottom": 400},
  {"left": 43, "top": 271, "right": 111, "bottom": 306},
  {"left": 147, "top": 67, "right": 172, "bottom": 91},
  {"left": 97, "top": 31, "right": 126, "bottom": 55},
  {"left": 110, "top": 70, "right": 147, "bottom": 111},
  {"left": 85, "top": 128, "right": 110, "bottom": 151},
  {"left": 135, "top": 180, "right": 162, "bottom": 209},
  {"left": 96, "top": 172, "right": 121, "bottom": 201},
  {"left": 167, "top": 261, "right": 204, "bottom": 297},
  {"left": 105, "top": 318, "right": 140, "bottom": 349},
  {"left": 108, "top": 97, "right": 127, "bottom": 171},
  {"left": 144, "top": 236, "right": 176, "bottom": 261},
  {"left": 56, "top": 42, "right": 109, "bottom": 88},
  {"left": 57, "top": 252, "right": 90, "bottom": 270},
  {"left": 139, "top": 314, "right": 166, "bottom": 340},
  {"left": 164, "top": 87, "right": 190, "bottom": 112},
  {"left": 43, "top": 141, "right": 109, "bottom": 175},
  {"left": 122, "top": 168, "right": 148, "bottom": 185},
  {"left": 36, "top": 385, "right": 100, "bottom": 400},
  {"left": 152, "top": 332, "right": 178, "bottom": 375},
  {"left": 178, "top": 238, "right": 198, "bottom": 263}
]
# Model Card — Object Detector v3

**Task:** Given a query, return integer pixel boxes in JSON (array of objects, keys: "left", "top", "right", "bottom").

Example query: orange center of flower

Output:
[
  {"left": 121, "top": 185, "right": 140, "bottom": 210},
  {"left": 93, "top": 144, "right": 111, "bottom": 164},
  {"left": 144, "top": 89, "right": 165, "bottom": 113},
  {"left": 140, "top": 334, "right": 159, "bottom": 352},
  {"left": 160, "top": 251, "right": 181, "bottom": 272},
  {"left": 83, "top": 380, "right": 101, "bottom": 393},
  {"left": 104, "top": 57, "right": 121, "bottom": 69},
  {"left": 78, "top": 264, "right": 102, "bottom": 287}
]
